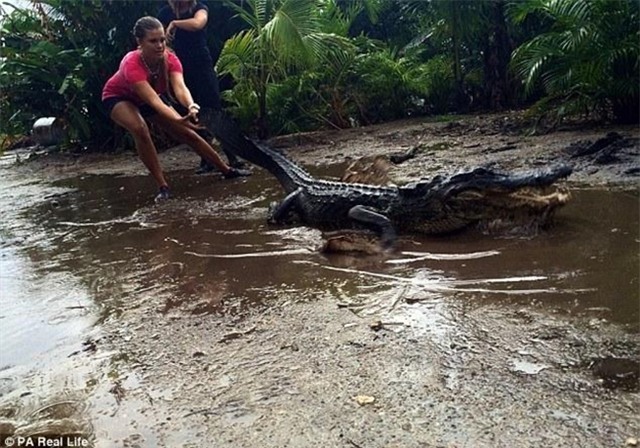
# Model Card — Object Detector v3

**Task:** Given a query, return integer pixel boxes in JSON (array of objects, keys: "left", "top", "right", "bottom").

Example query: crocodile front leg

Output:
[
  {"left": 348, "top": 205, "right": 397, "bottom": 249},
  {"left": 268, "top": 187, "right": 303, "bottom": 224}
]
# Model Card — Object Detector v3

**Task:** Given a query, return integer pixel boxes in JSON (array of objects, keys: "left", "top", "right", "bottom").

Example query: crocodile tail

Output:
[
  {"left": 201, "top": 110, "right": 311, "bottom": 192},
  {"left": 200, "top": 109, "right": 266, "bottom": 168}
]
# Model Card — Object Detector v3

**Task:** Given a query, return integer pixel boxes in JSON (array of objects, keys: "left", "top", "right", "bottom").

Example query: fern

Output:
[{"left": 510, "top": 0, "right": 639, "bottom": 124}]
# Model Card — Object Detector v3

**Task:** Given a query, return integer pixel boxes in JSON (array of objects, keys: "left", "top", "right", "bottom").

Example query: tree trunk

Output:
[
  {"left": 483, "top": 0, "right": 512, "bottom": 111},
  {"left": 257, "top": 88, "right": 268, "bottom": 139},
  {"left": 450, "top": 2, "right": 468, "bottom": 112},
  {"left": 257, "top": 61, "right": 269, "bottom": 139}
]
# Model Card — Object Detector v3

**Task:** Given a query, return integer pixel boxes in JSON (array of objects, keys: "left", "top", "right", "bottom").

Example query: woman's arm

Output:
[
  {"left": 132, "top": 81, "right": 182, "bottom": 121},
  {"left": 167, "top": 9, "right": 207, "bottom": 34},
  {"left": 169, "top": 71, "right": 200, "bottom": 118}
]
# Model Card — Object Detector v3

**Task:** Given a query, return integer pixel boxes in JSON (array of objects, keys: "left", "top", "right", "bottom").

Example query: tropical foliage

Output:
[
  {"left": 216, "top": 0, "right": 359, "bottom": 137},
  {"left": 510, "top": 0, "right": 639, "bottom": 124},
  {"left": 0, "top": 0, "right": 241, "bottom": 149},
  {"left": 0, "top": 0, "right": 637, "bottom": 150}
]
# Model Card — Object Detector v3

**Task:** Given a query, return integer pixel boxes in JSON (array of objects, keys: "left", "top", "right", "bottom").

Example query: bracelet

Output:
[{"left": 188, "top": 103, "right": 200, "bottom": 111}]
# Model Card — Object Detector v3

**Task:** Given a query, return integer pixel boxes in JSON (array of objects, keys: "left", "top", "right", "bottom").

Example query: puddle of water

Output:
[
  {"left": 590, "top": 357, "right": 639, "bottom": 391},
  {"left": 0, "top": 245, "right": 94, "bottom": 367},
  {"left": 1, "top": 165, "right": 638, "bottom": 365},
  {"left": 510, "top": 359, "right": 550, "bottom": 375},
  {"left": 0, "top": 175, "right": 97, "bottom": 369},
  {"left": 3, "top": 168, "right": 638, "bottom": 332}
]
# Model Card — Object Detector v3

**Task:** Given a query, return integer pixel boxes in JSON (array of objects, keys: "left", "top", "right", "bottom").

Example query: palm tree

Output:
[
  {"left": 510, "top": 0, "right": 639, "bottom": 124},
  {"left": 483, "top": 0, "right": 513, "bottom": 110},
  {"left": 217, "top": 0, "right": 349, "bottom": 138}
]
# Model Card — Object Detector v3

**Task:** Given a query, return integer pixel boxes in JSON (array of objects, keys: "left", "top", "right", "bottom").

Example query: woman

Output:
[
  {"left": 101, "top": 16, "right": 249, "bottom": 203},
  {"left": 157, "top": 0, "right": 244, "bottom": 173}
]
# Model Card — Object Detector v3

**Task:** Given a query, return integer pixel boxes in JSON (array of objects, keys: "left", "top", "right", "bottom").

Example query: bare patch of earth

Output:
[
  {"left": 71, "top": 292, "right": 640, "bottom": 447},
  {"left": 1, "top": 113, "right": 639, "bottom": 447},
  {"left": 13, "top": 112, "right": 640, "bottom": 187},
  {"left": 270, "top": 112, "right": 639, "bottom": 187}
]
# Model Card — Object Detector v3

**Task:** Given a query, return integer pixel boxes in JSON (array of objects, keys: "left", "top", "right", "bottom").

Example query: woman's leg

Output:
[
  {"left": 148, "top": 114, "right": 233, "bottom": 175},
  {"left": 110, "top": 101, "right": 168, "bottom": 188}
]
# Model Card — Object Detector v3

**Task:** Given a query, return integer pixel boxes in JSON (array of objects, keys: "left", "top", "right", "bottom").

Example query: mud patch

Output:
[{"left": 590, "top": 357, "right": 640, "bottom": 392}]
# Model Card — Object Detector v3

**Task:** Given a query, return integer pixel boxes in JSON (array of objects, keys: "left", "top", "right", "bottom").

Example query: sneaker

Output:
[
  {"left": 223, "top": 167, "right": 251, "bottom": 179},
  {"left": 154, "top": 186, "right": 171, "bottom": 203}
]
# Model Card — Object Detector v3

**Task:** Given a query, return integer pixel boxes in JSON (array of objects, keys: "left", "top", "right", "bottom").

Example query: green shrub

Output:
[{"left": 407, "top": 54, "right": 455, "bottom": 114}]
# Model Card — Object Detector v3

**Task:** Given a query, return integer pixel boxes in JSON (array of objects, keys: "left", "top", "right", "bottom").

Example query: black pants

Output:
[{"left": 178, "top": 59, "right": 240, "bottom": 167}]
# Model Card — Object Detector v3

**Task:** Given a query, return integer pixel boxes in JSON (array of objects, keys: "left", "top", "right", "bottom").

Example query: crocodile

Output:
[{"left": 203, "top": 111, "right": 572, "bottom": 248}]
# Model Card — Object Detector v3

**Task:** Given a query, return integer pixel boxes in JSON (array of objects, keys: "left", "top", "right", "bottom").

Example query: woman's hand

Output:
[
  {"left": 187, "top": 103, "right": 200, "bottom": 122},
  {"left": 166, "top": 21, "right": 176, "bottom": 43},
  {"left": 177, "top": 114, "right": 205, "bottom": 131}
]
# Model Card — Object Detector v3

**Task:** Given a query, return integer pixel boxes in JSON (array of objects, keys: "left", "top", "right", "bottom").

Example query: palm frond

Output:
[
  {"left": 546, "top": 0, "right": 594, "bottom": 24},
  {"left": 303, "top": 32, "right": 353, "bottom": 67},
  {"left": 263, "top": 0, "right": 317, "bottom": 64},
  {"left": 512, "top": 0, "right": 639, "bottom": 122},
  {"left": 507, "top": 0, "right": 547, "bottom": 25},
  {"left": 254, "top": 0, "right": 270, "bottom": 29},
  {"left": 217, "top": 29, "right": 258, "bottom": 77},
  {"left": 226, "top": 0, "right": 261, "bottom": 31}
]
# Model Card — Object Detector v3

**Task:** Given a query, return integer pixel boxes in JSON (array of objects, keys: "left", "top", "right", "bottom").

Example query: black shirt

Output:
[{"left": 157, "top": 2, "right": 212, "bottom": 65}]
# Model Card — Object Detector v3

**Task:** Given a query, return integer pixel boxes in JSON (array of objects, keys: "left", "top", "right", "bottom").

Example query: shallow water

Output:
[{"left": 0, "top": 164, "right": 638, "bottom": 370}]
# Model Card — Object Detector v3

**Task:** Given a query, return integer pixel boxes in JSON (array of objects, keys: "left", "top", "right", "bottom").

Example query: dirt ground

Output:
[
  {"left": 2, "top": 112, "right": 639, "bottom": 448},
  {"left": 269, "top": 112, "right": 639, "bottom": 187},
  {"left": 15, "top": 111, "right": 640, "bottom": 186}
]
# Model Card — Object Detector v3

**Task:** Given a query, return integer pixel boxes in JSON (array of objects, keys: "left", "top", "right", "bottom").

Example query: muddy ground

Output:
[
  {"left": 14, "top": 111, "right": 640, "bottom": 186},
  {"left": 269, "top": 112, "right": 639, "bottom": 186},
  {"left": 1, "top": 112, "right": 639, "bottom": 447}
]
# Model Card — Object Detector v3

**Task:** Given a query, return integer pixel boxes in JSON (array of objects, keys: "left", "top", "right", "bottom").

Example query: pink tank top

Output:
[{"left": 102, "top": 50, "right": 183, "bottom": 104}]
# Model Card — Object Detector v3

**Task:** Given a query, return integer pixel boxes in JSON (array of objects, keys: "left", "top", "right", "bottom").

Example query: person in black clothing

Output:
[{"left": 157, "top": 0, "right": 245, "bottom": 173}]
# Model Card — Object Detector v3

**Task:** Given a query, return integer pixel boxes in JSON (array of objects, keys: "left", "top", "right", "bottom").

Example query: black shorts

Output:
[{"left": 102, "top": 95, "right": 172, "bottom": 119}]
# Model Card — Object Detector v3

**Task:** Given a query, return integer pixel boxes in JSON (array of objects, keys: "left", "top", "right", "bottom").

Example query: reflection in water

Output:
[
  {"left": 590, "top": 356, "right": 639, "bottom": 391},
  {"left": 185, "top": 248, "right": 313, "bottom": 258}
]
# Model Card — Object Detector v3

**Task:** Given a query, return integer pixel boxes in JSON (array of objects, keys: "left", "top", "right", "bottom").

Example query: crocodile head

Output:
[
  {"left": 400, "top": 164, "right": 573, "bottom": 235},
  {"left": 445, "top": 184, "right": 571, "bottom": 235}
]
